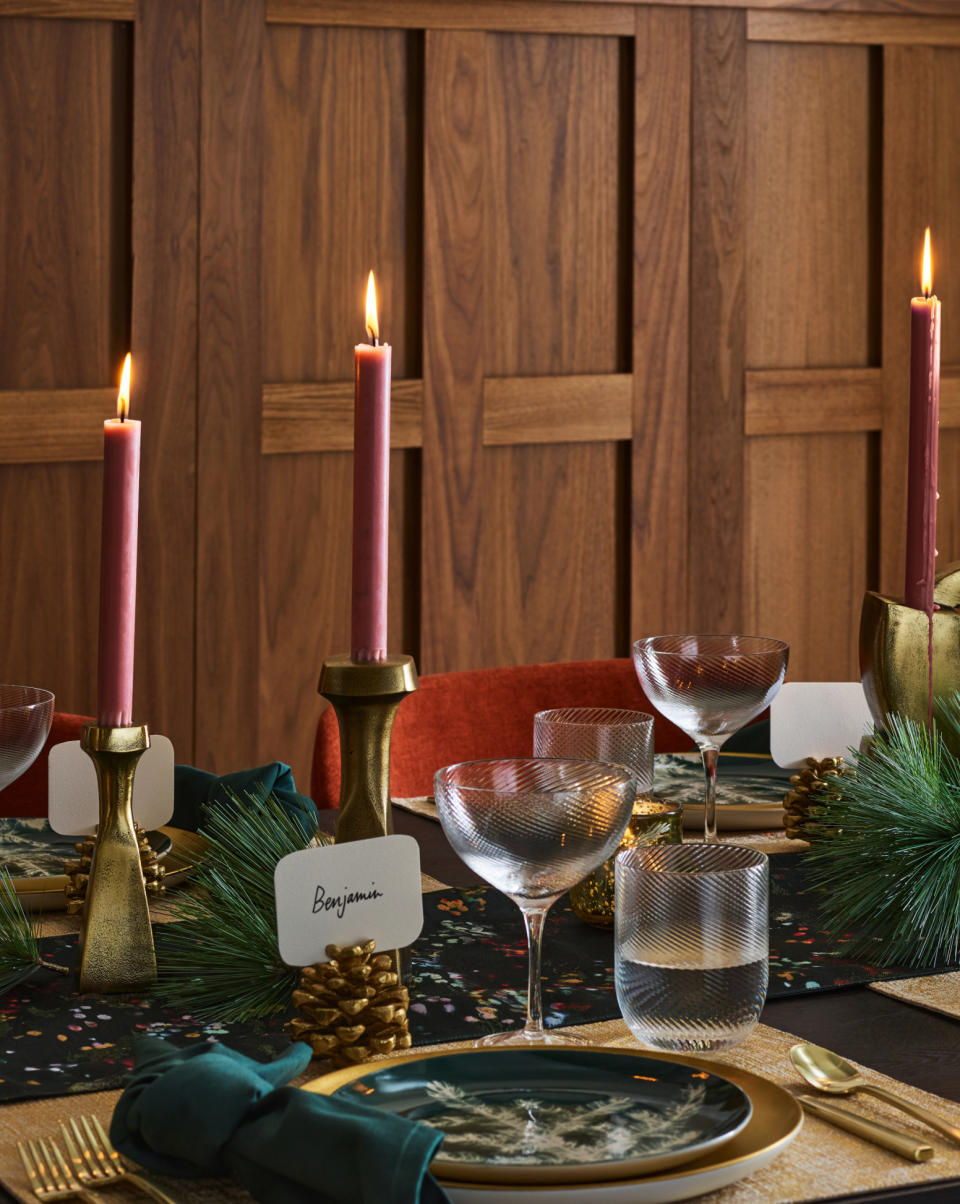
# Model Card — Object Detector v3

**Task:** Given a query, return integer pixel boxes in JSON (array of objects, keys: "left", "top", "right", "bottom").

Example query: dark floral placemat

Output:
[{"left": 0, "top": 852, "right": 954, "bottom": 1103}]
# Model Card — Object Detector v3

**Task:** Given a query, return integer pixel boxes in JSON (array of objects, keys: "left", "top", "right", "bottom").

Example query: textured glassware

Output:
[
  {"left": 632, "top": 634, "right": 788, "bottom": 842},
  {"left": 615, "top": 843, "right": 769, "bottom": 1052},
  {"left": 435, "top": 757, "right": 636, "bottom": 1045},
  {"left": 0, "top": 686, "right": 54, "bottom": 793},
  {"left": 569, "top": 797, "right": 682, "bottom": 928},
  {"left": 533, "top": 707, "right": 654, "bottom": 793}
]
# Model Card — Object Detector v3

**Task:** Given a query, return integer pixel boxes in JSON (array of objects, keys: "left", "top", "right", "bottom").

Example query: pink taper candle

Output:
[
  {"left": 350, "top": 271, "right": 391, "bottom": 662},
  {"left": 904, "top": 228, "right": 941, "bottom": 615},
  {"left": 97, "top": 353, "right": 141, "bottom": 725}
]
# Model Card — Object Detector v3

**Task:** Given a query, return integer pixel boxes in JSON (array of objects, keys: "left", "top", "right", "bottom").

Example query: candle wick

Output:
[
  {"left": 923, "top": 287, "right": 931, "bottom": 300},
  {"left": 371, "top": 335, "right": 380, "bottom": 347}
]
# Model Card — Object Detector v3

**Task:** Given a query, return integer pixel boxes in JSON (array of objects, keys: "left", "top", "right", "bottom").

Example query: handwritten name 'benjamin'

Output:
[{"left": 312, "top": 883, "right": 384, "bottom": 920}]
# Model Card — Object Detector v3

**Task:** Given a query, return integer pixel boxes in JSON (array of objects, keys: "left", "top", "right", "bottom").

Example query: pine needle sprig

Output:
[
  {"left": 157, "top": 789, "right": 328, "bottom": 1022},
  {"left": 0, "top": 870, "right": 69, "bottom": 994},
  {"left": 807, "top": 703, "right": 960, "bottom": 967}
]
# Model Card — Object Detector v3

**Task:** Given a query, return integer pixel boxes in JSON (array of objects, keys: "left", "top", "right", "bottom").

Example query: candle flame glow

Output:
[
  {"left": 922, "top": 228, "right": 933, "bottom": 298},
  {"left": 365, "top": 271, "right": 379, "bottom": 343},
  {"left": 117, "top": 353, "right": 132, "bottom": 421}
]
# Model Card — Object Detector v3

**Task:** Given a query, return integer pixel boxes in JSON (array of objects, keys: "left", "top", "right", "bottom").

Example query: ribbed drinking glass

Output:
[
  {"left": 615, "top": 843, "right": 769, "bottom": 1051},
  {"left": 435, "top": 757, "right": 636, "bottom": 1045},
  {"left": 0, "top": 686, "right": 54, "bottom": 794},
  {"left": 632, "top": 634, "right": 788, "bottom": 842},
  {"left": 533, "top": 707, "right": 654, "bottom": 793}
]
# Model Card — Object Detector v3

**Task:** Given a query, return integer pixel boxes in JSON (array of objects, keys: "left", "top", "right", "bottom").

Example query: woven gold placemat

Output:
[
  {"left": 2, "top": 1020, "right": 959, "bottom": 1204},
  {"left": 869, "top": 971, "right": 960, "bottom": 1020}
]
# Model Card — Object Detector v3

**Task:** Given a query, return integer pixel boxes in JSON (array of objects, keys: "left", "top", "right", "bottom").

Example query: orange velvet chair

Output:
[
  {"left": 311, "top": 658, "right": 695, "bottom": 810},
  {"left": 0, "top": 712, "right": 90, "bottom": 818}
]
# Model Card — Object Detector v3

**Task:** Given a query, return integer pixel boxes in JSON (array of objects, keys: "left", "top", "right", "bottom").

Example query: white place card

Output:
[
  {"left": 274, "top": 834, "right": 424, "bottom": 967},
  {"left": 770, "top": 682, "right": 874, "bottom": 769},
  {"left": 48, "top": 735, "right": 176, "bottom": 836}
]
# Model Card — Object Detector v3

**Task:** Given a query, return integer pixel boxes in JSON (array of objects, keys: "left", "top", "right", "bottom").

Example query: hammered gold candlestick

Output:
[
  {"left": 319, "top": 654, "right": 418, "bottom": 844},
  {"left": 78, "top": 723, "right": 157, "bottom": 993}
]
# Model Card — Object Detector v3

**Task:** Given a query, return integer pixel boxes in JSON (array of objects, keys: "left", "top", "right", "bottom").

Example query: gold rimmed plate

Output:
[
  {"left": 304, "top": 1046, "right": 802, "bottom": 1199},
  {"left": 2, "top": 822, "right": 202, "bottom": 911}
]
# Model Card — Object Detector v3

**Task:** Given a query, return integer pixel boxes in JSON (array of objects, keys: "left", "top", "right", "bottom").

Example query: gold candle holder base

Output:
[
  {"left": 319, "top": 654, "right": 419, "bottom": 844},
  {"left": 78, "top": 724, "right": 157, "bottom": 993},
  {"left": 860, "top": 564, "right": 960, "bottom": 755}
]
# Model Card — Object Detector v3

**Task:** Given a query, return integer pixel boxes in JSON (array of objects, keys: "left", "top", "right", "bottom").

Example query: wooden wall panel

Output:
[
  {"left": 481, "top": 31, "right": 627, "bottom": 666},
  {"left": 195, "top": 0, "right": 263, "bottom": 770},
  {"left": 744, "top": 41, "right": 877, "bottom": 672},
  {"left": 0, "top": 17, "right": 129, "bottom": 716},
  {"left": 690, "top": 7, "right": 746, "bottom": 632}
]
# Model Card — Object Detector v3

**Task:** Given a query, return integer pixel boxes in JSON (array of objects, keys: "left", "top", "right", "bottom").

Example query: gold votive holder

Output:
[{"left": 569, "top": 796, "right": 683, "bottom": 928}]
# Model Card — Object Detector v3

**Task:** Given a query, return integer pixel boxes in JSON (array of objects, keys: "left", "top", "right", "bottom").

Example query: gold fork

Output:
[
  {"left": 17, "top": 1137, "right": 103, "bottom": 1203},
  {"left": 60, "top": 1117, "right": 179, "bottom": 1204}
]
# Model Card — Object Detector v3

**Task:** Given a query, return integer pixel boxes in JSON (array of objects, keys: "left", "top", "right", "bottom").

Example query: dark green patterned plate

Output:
[{"left": 306, "top": 1047, "right": 752, "bottom": 1185}]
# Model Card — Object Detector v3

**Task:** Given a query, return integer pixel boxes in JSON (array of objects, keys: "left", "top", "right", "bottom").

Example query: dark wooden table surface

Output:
[{"left": 318, "top": 806, "right": 960, "bottom": 1204}]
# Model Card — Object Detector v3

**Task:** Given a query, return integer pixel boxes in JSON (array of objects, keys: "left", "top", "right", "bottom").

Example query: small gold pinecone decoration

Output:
[
  {"left": 288, "top": 939, "right": 411, "bottom": 1068},
  {"left": 63, "top": 824, "right": 166, "bottom": 915},
  {"left": 783, "top": 757, "right": 847, "bottom": 841}
]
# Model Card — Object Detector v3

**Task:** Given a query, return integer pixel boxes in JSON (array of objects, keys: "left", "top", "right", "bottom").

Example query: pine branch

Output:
[
  {"left": 807, "top": 698, "right": 960, "bottom": 966},
  {"left": 0, "top": 870, "right": 69, "bottom": 994}
]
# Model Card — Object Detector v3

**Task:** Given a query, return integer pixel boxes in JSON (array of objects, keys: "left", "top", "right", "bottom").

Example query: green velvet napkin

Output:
[
  {"left": 173, "top": 762, "right": 318, "bottom": 838},
  {"left": 111, "top": 1037, "right": 451, "bottom": 1204}
]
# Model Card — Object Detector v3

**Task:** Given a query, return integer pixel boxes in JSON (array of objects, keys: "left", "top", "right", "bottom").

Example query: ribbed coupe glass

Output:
[
  {"left": 632, "top": 635, "right": 788, "bottom": 842},
  {"left": 0, "top": 686, "right": 54, "bottom": 794},
  {"left": 435, "top": 757, "right": 636, "bottom": 1045}
]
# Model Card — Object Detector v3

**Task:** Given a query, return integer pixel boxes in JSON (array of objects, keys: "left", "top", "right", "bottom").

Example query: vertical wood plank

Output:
[
  {"left": 196, "top": 0, "right": 263, "bottom": 770},
  {"left": 632, "top": 5, "right": 689, "bottom": 637},
  {"left": 881, "top": 46, "right": 933, "bottom": 598},
  {"left": 421, "top": 29, "right": 486, "bottom": 672},
  {"left": 132, "top": 0, "right": 199, "bottom": 756},
  {"left": 690, "top": 7, "right": 746, "bottom": 632}
]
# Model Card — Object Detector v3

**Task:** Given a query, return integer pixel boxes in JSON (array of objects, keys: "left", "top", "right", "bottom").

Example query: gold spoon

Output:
[{"left": 790, "top": 1042, "right": 960, "bottom": 1146}]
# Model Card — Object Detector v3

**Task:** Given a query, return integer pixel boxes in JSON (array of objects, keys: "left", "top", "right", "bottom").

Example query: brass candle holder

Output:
[
  {"left": 319, "top": 654, "right": 418, "bottom": 844},
  {"left": 860, "top": 564, "right": 960, "bottom": 754},
  {"left": 78, "top": 723, "right": 157, "bottom": 993}
]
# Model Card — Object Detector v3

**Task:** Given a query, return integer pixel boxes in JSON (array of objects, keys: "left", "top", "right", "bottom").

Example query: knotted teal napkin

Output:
[
  {"left": 173, "top": 762, "right": 318, "bottom": 838},
  {"left": 111, "top": 1037, "right": 451, "bottom": 1204}
]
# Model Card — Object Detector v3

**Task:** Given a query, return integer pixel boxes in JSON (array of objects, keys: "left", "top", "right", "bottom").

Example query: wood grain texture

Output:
[
  {"left": 267, "top": 1, "right": 633, "bottom": 35},
  {"left": 0, "top": 1, "right": 133, "bottom": 16},
  {"left": 744, "top": 433, "right": 871, "bottom": 682},
  {"left": 745, "top": 369, "right": 882, "bottom": 436},
  {"left": 262, "top": 380, "right": 423, "bottom": 454},
  {"left": 0, "top": 18, "right": 123, "bottom": 388},
  {"left": 747, "top": 43, "right": 875, "bottom": 371},
  {"left": 690, "top": 8, "right": 746, "bottom": 632},
  {"left": 131, "top": 0, "right": 199, "bottom": 757},
  {"left": 262, "top": 24, "right": 418, "bottom": 382},
  {"left": 481, "top": 30, "right": 627, "bottom": 664},
  {"left": 482, "top": 375, "right": 630, "bottom": 446},
  {"left": 196, "top": 0, "right": 263, "bottom": 771},
  {"left": 0, "top": 390, "right": 113, "bottom": 461},
  {"left": 942, "top": 366, "right": 960, "bottom": 428},
  {"left": 259, "top": 448, "right": 418, "bottom": 787},
  {"left": 748, "top": 11, "right": 960, "bottom": 43},
  {"left": 421, "top": 29, "right": 486, "bottom": 672},
  {"left": 632, "top": 4, "right": 689, "bottom": 637}
]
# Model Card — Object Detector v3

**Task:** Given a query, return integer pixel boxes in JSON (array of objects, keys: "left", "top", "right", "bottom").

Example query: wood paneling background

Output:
[{"left": 0, "top": 0, "right": 958, "bottom": 790}]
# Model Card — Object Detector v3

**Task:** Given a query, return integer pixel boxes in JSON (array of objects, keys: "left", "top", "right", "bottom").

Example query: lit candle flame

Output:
[
  {"left": 365, "top": 271, "right": 379, "bottom": 344},
  {"left": 922, "top": 227, "right": 933, "bottom": 299},
  {"left": 117, "top": 353, "right": 132, "bottom": 421}
]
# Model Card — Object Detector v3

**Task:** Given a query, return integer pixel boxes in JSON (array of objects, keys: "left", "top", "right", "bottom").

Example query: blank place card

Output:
[
  {"left": 47, "top": 735, "right": 175, "bottom": 836},
  {"left": 770, "top": 683, "right": 874, "bottom": 769}
]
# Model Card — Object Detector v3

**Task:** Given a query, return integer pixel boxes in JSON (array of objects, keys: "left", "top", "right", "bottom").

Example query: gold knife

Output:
[{"left": 801, "top": 1096, "right": 934, "bottom": 1162}]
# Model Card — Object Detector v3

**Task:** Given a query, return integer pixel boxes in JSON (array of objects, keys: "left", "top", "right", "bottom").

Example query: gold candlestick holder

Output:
[
  {"left": 319, "top": 654, "right": 419, "bottom": 843},
  {"left": 78, "top": 723, "right": 157, "bottom": 993},
  {"left": 860, "top": 564, "right": 960, "bottom": 755}
]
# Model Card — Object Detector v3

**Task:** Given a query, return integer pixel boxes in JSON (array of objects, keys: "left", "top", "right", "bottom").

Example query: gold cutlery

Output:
[
  {"left": 800, "top": 1096, "right": 934, "bottom": 1162},
  {"left": 17, "top": 1137, "right": 103, "bottom": 1203},
  {"left": 61, "top": 1116, "right": 179, "bottom": 1204},
  {"left": 791, "top": 1042, "right": 960, "bottom": 1146}
]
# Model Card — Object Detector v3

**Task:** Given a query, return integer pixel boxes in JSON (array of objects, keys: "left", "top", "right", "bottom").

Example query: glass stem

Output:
[
  {"left": 700, "top": 743, "right": 720, "bottom": 844},
  {"left": 521, "top": 905, "right": 551, "bottom": 1040}
]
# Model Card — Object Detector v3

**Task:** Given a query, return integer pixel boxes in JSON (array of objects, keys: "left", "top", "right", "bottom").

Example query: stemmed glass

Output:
[
  {"left": 0, "top": 686, "right": 54, "bottom": 794},
  {"left": 632, "top": 635, "right": 788, "bottom": 843},
  {"left": 435, "top": 757, "right": 636, "bottom": 1045}
]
